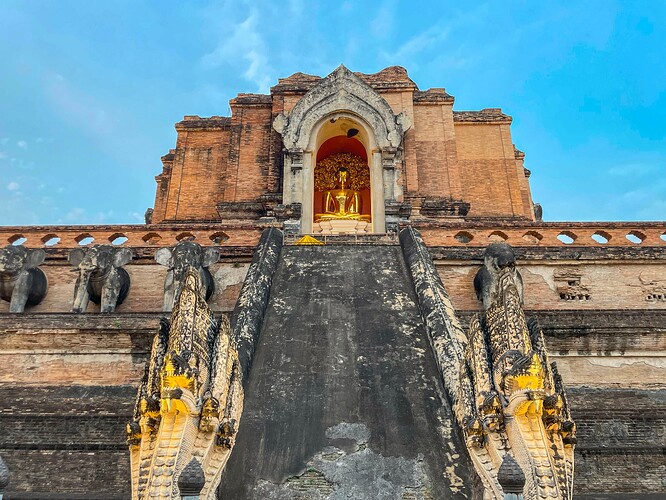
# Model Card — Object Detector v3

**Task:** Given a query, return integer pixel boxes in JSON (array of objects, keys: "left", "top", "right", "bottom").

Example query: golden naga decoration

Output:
[
  {"left": 127, "top": 269, "right": 243, "bottom": 499},
  {"left": 459, "top": 243, "right": 576, "bottom": 499}
]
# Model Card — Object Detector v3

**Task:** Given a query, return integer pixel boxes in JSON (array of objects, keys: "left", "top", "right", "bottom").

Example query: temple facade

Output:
[{"left": 0, "top": 66, "right": 664, "bottom": 499}]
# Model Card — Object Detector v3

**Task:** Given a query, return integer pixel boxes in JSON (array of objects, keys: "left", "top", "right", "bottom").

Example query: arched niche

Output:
[
  {"left": 273, "top": 65, "right": 411, "bottom": 234},
  {"left": 311, "top": 114, "right": 374, "bottom": 233}
]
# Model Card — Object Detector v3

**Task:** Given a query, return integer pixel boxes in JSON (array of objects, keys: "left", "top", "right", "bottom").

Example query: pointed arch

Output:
[
  {"left": 273, "top": 66, "right": 410, "bottom": 234},
  {"left": 274, "top": 66, "right": 410, "bottom": 151}
]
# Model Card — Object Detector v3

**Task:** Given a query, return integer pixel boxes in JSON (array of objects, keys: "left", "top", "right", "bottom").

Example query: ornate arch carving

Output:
[{"left": 273, "top": 65, "right": 411, "bottom": 151}]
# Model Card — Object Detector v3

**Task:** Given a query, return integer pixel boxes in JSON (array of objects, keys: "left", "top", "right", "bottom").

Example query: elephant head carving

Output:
[
  {"left": 68, "top": 245, "right": 133, "bottom": 313},
  {"left": 474, "top": 242, "right": 523, "bottom": 310},
  {"left": 0, "top": 245, "right": 48, "bottom": 313},
  {"left": 155, "top": 241, "right": 219, "bottom": 311}
]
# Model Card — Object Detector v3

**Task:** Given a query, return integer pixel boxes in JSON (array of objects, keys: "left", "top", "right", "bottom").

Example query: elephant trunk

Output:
[
  {"left": 72, "top": 268, "right": 94, "bottom": 313},
  {"left": 9, "top": 271, "right": 32, "bottom": 313}
]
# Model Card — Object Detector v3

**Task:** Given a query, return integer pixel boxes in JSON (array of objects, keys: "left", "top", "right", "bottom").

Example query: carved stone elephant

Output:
[
  {"left": 155, "top": 241, "right": 218, "bottom": 311},
  {"left": 68, "top": 245, "right": 133, "bottom": 313},
  {"left": 0, "top": 245, "right": 48, "bottom": 313},
  {"left": 473, "top": 242, "right": 523, "bottom": 309}
]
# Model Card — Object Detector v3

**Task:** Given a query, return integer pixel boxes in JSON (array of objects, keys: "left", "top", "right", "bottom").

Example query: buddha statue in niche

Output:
[{"left": 315, "top": 167, "right": 370, "bottom": 222}]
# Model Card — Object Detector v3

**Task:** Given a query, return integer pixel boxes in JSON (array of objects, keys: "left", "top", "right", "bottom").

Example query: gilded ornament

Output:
[{"left": 314, "top": 153, "right": 369, "bottom": 191}]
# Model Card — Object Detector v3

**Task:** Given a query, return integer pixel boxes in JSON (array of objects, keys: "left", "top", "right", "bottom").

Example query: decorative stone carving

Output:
[
  {"left": 554, "top": 269, "right": 590, "bottom": 301},
  {"left": 0, "top": 245, "right": 48, "bottom": 313},
  {"left": 273, "top": 65, "right": 411, "bottom": 233},
  {"left": 127, "top": 270, "right": 243, "bottom": 499},
  {"left": 460, "top": 243, "right": 576, "bottom": 499},
  {"left": 155, "top": 241, "right": 219, "bottom": 311},
  {"left": 273, "top": 65, "right": 410, "bottom": 152},
  {"left": 68, "top": 245, "right": 132, "bottom": 313},
  {"left": 533, "top": 203, "right": 543, "bottom": 222},
  {"left": 637, "top": 273, "right": 666, "bottom": 303},
  {"left": 401, "top": 230, "right": 576, "bottom": 499}
]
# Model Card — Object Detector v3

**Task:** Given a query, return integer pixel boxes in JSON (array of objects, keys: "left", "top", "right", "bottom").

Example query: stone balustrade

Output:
[
  {"left": 417, "top": 222, "right": 666, "bottom": 247},
  {"left": 0, "top": 222, "right": 665, "bottom": 249},
  {"left": 0, "top": 223, "right": 265, "bottom": 249}
]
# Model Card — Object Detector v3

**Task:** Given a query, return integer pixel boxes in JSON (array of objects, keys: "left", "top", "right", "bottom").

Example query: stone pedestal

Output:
[{"left": 313, "top": 219, "right": 370, "bottom": 235}]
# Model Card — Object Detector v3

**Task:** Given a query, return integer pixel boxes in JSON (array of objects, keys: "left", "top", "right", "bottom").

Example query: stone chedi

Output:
[{"left": 0, "top": 66, "right": 664, "bottom": 499}]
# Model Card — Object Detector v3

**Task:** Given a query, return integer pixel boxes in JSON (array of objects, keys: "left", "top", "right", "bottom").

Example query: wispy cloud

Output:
[
  {"left": 371, "top": 0, "right": 396, "bottom": 40},
  {"left": 17, "top": 140, "right": 27, "bottom": 149},
  {"left": 379, "top": 23, "right": 451, "bottom": 68},
  {"left": 57, "top": 208, "right": 116, "bottom": 224},
  {"left": 43, "top": 72, "right": 115, "bottom": 139},
  {"left": 7, "top": 182, "right": 20, "bottom": 191},
  {"left": 201, "top": 7, "right": 273, "bottom": 92},
  {"left": 607, "top": 162, "right": 657, "bottom": 176}
]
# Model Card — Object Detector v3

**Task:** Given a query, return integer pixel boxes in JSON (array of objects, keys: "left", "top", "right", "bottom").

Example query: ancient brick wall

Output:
[
  {"left": 1, "top": 385, "right": 136, "bottom": 499},
  {"left": 412, "top": 100, "right": 460, "bottom": 199},
  {"left": 150, "top": 67, "right": 538, "bottom": 223},
  {"left": 160, "top": 118, "right": 232, "bottom": 222},
  {"left": 1, "top": 236, "right": 665, "bottom": 497}
]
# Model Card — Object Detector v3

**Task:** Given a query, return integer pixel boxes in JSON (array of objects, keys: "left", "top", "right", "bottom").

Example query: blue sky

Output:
[{"left": 1, "top": 0, "right": 664, "bottom": 225}]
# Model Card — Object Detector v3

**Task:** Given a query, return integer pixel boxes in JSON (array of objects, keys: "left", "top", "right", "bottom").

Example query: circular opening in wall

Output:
[
  {"left": 142, "top": 232, "right": 162, "bottom": 244},
  {"left": 522, "top": 231, "right": 543, "bottom": 244},
  {"left": 41, "top": 234, "right": 61, "bottom": 246},
  {"left": 9, "top": 234, "right": 27, "bottom": 246},
  {"left": 176, "top": 232, "right": 196, "bottom": 242},
  {"left": 454, "top": 231, "right": 473, "bottom": 244},
  {"left": 109, "top": 233, "right": 128, "bottom": 245},
  {"left": 591, "top": 231, "right": 611, "bottom": 244},
  {"left": 626, "top": 231, "right": 645, "bottom": 244},
  {"left": 557, "top": 231, "right": 577, "bottom": 244},
  {"left": 488, "top": 231, "right": 508, "bottom": 242},
  {"left": 76, "top": 234, "right": 95, "bottom": 246}
]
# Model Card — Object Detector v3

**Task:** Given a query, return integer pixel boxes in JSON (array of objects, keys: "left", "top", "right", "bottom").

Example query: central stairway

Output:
[{"left": 219, "top": 244, "right": 474, "bottom": 499}]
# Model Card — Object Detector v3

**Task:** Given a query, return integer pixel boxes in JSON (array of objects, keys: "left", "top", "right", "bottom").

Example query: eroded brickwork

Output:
[
  {"left": 1, "top": 65, "right": 664, "bottom": 499},
  {"left": 150, "top": 66, "right": 537, "bottom": 224}
]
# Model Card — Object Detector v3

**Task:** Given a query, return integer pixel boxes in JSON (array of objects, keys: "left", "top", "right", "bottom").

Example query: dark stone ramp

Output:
[{"left": 219, "top": 245, "right": 474, "bottom": 499}]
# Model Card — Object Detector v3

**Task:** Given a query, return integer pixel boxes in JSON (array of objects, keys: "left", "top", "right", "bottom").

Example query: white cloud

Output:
[
  {"left": 17, "top": 140, "right": 27, "bottom": 149},
  {"left": 43, "top": 72, "right": 115, "bottom": 139},
  {"left": 0, "top": 151, "right": 7, "bottom": 160},
  {"left": 58, "top": 207, "right": 116, "bottom": 225},
  {"left": 607, "top": 163, "right": 656, "bottom": 176},
  {"left": 201, "top": 8, "right": 273, "bottom": 92},
  {"left": 7, "top": 182, "right": 20, "bottom": 191},
  {"left": 59, "top": 207, "right": 86, "bottom": 224},
  {"left": 371, "top": 0, "right": 396, "bottom": 39}
]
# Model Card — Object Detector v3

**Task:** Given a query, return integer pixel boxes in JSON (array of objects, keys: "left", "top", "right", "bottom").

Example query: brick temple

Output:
[{"left": 0, "top": 65, "right": 664, "bottom": 499}]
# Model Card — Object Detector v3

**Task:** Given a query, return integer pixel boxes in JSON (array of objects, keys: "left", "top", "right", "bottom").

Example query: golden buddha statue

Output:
[{"left": 315, "top": 167, "right": 370, "bottom": 222}]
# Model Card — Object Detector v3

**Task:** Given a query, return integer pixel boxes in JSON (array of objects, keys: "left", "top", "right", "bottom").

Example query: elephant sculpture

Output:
[
  {"left": 0, "top": 245, "right": 48, "bottom": 313},
  {"left": 474, "top": 242, "right": 523, "bottom": 309},
  {"left": 68, "top": 245, "right": 133, "bottom": 313},
  {"left": 155, "top": 241, "right": 219, "bottom": 311}
]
